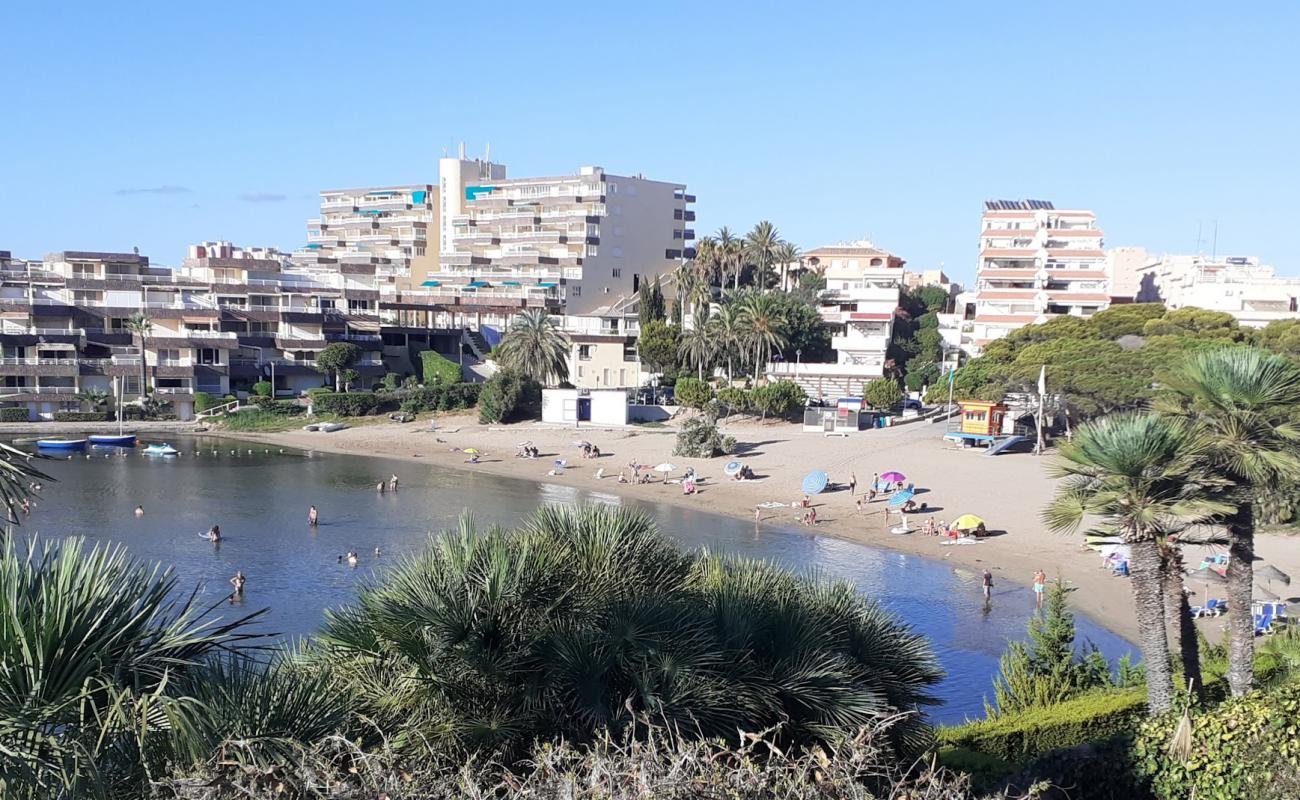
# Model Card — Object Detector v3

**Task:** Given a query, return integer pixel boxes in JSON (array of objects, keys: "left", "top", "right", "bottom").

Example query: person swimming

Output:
[
  {"left": 205, "top": 525, "right": 221, "bottom": 542},
  {"left": 134, "top": 505, "right": 144, "bottom": 516},
  {"left": 347, "top": 551, "right": 358, "bottom": 567}
]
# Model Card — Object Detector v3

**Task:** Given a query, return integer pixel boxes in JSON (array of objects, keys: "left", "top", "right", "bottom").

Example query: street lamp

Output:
[{"left": 796, "top": 348, "right": 802, "bottom": 366}]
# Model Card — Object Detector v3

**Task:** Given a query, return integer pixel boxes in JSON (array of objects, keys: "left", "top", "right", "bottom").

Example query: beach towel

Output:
[{"left": 756, "top": 501, "right": 788, "bottom": 509}]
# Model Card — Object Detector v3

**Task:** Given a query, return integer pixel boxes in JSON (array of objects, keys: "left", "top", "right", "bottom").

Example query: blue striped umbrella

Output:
[
  {"left": 888, "top": 489, "right": 916, "bottom": 507},
  {"left": 801, "top": 470, "right": 829, "bottom": 495}
]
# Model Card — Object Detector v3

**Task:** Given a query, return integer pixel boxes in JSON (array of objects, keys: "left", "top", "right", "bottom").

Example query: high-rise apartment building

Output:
[
  {"left": 295, "top": 184, "right": 438, "bottom": 290},
  {"left": 968, "top": 200, "right": 1109, "bottom": 352},
  {"left": 1116, "top": 249, "right": 1300, "bottom": 327}
]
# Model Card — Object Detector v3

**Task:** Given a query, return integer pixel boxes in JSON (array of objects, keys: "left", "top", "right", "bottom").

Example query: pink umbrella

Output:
[{"left": 880, "top": 471, "right": 906, "bottom": 483}]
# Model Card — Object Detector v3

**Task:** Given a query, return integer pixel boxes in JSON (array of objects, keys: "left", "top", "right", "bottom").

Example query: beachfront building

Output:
[
  {"left": 294, "top": 184, "right": 438, "bottom": 292},
  {"left": 1115, "top": 249, "right": 1300, "bottom": 327},
  {"left": 967, "top": 200, "right": 1109, "bottom": 354},
  {"left": 767, "top": 241, "right": 904, "bottom": 399}
]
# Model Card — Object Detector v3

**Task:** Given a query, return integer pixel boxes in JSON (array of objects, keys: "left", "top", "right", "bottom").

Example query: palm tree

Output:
[
  {"left": 1043, "top": 413, "right": 1229, "bottom": 714},
  {"left": 76, "top": 387, "right": 110, "bottom": 414},
  {"left": 736, "top": 292, "right": 788, "bottom": 380},
  {"left": 714, "top": 226, "right": 744, "bottom": 292},
  {"left": 1158, "top": 347, "right": 1300, "bottom": 697},
  {"left": 772, "top": 240, "right": 801, "bottom": 293},
  {"left": 494, "top": 309, "right": 571, "bottom": 386},
  {"left": 318, "top": 506, "right": 942, "bottom": 758},
  {"left": 743, "top": 221, "right": 781, "bottom": 292},
  {"left": 123, "top": 313, "right": 153, "bottom": 398},
  {"left": 678, "top": 324, "right": 717, "bottom": 380},
  {"left": 708, "top": 304, "right": 744, "bottom": 382}
]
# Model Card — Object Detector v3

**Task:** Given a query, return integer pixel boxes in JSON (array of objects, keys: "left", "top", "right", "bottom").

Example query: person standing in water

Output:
[
  {"left": 308, "top": 505, "right": 319, "bottom": 526},
  {"left": 1032, "top": 569, "right": 1047, "bottom": 608},
  {"left": 229, "top": 571, "right": 246, "bottom": 597},
  {"left": 134, "top": 505, "right": 144, "bottom": 517},
  {"left": 389, "top": 474, "right": 399, "bottom": 492},
  {"left": 207, "top": 525, "right": 222, "bottom": 542},
  {"left": 982, "top": 570, "right": 993, "bottom": 601}
]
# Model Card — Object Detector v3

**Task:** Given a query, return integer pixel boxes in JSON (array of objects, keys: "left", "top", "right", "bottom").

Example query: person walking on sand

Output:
[
  {"left": 849, "top": 472, "right": 857, "bottom": 496},
  {"left": 1032, "top": 570, "right": 1047, "bottom": 608},
  {"left": 308, "top": 505, "right": 319, "bottom": 526},
  {"left": 982, "top": 570, "right": 993, "bottom": 601}
]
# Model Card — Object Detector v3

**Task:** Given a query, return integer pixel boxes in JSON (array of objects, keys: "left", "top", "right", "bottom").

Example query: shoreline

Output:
[{"left": 210, "top": 416, "right": 1162, "bottom": 644}]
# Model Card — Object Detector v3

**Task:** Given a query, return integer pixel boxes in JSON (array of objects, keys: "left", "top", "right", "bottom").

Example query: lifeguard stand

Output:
[{"left": 958, "top": 400, "right": 1008, "bottom": 437}]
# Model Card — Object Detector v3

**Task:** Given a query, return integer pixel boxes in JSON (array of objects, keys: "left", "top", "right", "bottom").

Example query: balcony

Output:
[
  {"left": 0, "top": 385, "right": 78, "bottom": 396},
  {"left": 831, "top": 334, "right": 891, "bottom": 353}
]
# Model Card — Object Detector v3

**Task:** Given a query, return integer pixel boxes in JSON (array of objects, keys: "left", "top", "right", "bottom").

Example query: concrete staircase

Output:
[
  {"left": 462, "top": 329, "right": 491, "bottom": 360},
  {"left": 460, "top": 355, "right": 497, "bottom": 384},
  {"left": 770, "top": 370, "right": 873, "bottom": 402}
]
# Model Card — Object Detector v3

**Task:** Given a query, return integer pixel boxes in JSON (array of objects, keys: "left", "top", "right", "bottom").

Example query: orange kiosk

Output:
[{"left": 957, "top": 400, "right": 1008, "bottom": 437}]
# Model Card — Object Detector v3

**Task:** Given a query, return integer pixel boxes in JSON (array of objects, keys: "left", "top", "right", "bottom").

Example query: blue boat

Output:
[
  {"left": 88, "top": 434, "right": 137, "bottom": 447},
  {"left": 36, "top": 438, "right": 88, "bottom": 450}
]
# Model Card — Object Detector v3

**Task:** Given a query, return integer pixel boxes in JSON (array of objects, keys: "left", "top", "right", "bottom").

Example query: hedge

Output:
[
  {"left": 938, "top": 688, "right": 1146, "bottom": 765},
  {"left": 311, "top": 392, "right": 380, "bottom": 417},
  {"left": 52, "top": 411, "right": 110, "bottom": 422},
  {"left": 0, "top": 408, "right": 30, "bottom": 422},
  {"left": 420, "top": 350, "right": 462, "bottom": 385},
  {"left": 252, "top": 381, "right": 273, "bottom": 397},
  {"left": 673, "top": 378, "right": 713, "bottom": 410},
  {"left": 248, "top": 397, "right": 305, "bottom": 416},
  {"left": 1133, "top": 683, "right": 1300, "bottom": 800},
  {"left": 193, "top": 391, "right": 217, "bottom": 412},
  {"left": 400, "top": 383, "right": 481, "bottom": 413}
]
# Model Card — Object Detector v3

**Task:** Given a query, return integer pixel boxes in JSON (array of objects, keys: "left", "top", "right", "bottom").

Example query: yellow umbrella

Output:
[
  {"left": 463, "top": 448, "right": 481, "bottom": 455},
  {"left": 953, "top": 514, "right": 985, "bottom": 530}
]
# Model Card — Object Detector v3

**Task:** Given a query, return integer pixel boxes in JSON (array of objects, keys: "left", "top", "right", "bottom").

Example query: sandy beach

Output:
[{"left": 227, "top": 414, "right": 1300, "bottom": 645}]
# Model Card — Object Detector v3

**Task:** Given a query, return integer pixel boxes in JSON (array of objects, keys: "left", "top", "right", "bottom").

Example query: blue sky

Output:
[{"left": 2, "top": 2, "right": 1296, "bottom": 283}]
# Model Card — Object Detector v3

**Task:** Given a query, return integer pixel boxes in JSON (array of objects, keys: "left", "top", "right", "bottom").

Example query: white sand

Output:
[{"left": 229, "top": 414, "right": 1300, "bottom": 644}]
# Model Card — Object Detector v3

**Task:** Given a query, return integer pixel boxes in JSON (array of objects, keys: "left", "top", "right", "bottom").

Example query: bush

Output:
[
  {"left": 306, "top": 387, "right": 334, "bottom": 400},
  {"left": 1132, "top": 683, "right": 1300, "bottom": 800},
  {"left": 311, "top": 392, "right": 380, "bottom": 417},
  {"left": 248, "top": 396, "right": 305, "bottom": 416},
  {"left": 673, "top": 415, "right": 736, "bottom": 458},
  {"left": 938, "top": 688, "right": 1146, "bottom": 765},
  {"left": 400, "top": 383, "right": 481, "bottom": 413},
  {"left": 673, "top": 377, "right": 713, "bottom": 409},
  {"left": 192, "top": 391, "right": 216, "bottom": 412},
  {"left": 478, "top": 370, "right": 539, "bottom": 424},
  {"left": 252, "top": 380, "right": 272, "bottom": 397},
  {"left": 382, "top": 372, "right": 401, "bottom": 391},
  {"left": 52, "top": 411, "right": 109, "bottom": 422},
  {"left": 0, "top": 407, "right": 30, "bottom": 422},
  {"left": 750, "top": 380, "right": 805, "bottom": 419},
  {"left": 864, "top": 378, "right": 903, "bottom": 410},
  {"left": 716, "top": 386, "right": 750, "bottom": 415},
  {"left": 420, "top": 350, "right": 463, "bottom": 385}
]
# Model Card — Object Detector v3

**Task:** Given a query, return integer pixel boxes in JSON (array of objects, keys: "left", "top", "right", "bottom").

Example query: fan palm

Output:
[
  {"left": 678, "top": 324, "right": 717, "bottom": 380},
  {"left": 772, "top": 240, "right": 801, "bottom": 293},
  {"left": 0, "top": 443, "right": 51, "bottom": 525},
  {"left": 736, "top": 292, "right": 788, "bottom": 380},
  {"left": 743, "top": 221, "right": 781, "bottom": 292},
  {"left": 1157, "top": 347, "right": 1300, "bottom": 697},
  {"left": 494, "top": 309, "right": 571, "bottom": 386},
  {"left": 1043, "top": 413, "right": 1230, "bottom": 714},
  {"left": 0, "top": 537, "right": 265, "bottom": 796},
  {"left": 75, "top": 387, "right": 110, "bottom": 413},
  {"left": 318, "top": 506, "right": 941, "bottom": 759},
  {"left": 123, "top": 313, "right": 153, "bottom": 398}
]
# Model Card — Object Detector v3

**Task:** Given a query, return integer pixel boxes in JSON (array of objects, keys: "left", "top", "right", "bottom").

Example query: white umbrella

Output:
[{"left": 653, "top": 462, "right": 677, "bottom": 473}]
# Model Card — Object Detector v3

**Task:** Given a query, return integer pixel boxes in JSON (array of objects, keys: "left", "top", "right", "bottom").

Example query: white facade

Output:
[
  {"left": 437, "top": 158, "right": 693, "bottom": 317},
  {"left": 294, "top": 184, "right": 438, "bottom": 288},
  {"left": 808, "top": 242, "right": 904, "bottom": 375},
  {"left": 967, "top": 200, "right": 1109, "bottom": 354},
  {"left": 1127, "top": 250, "right": 1300, "bottom": 327}
]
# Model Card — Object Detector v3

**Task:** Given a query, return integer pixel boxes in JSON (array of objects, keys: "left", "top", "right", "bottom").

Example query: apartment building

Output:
[
  {"left": 766, "top": 241, "right": 904, "bottom": 398},
  {"left": 1120, "top": 249, "right": 1300, "bottom": 327},
  {"left": 295, "top": 184, "right": 438, "bottom": 290},
  {"left": 0, "top": 246, "right": 385, "bottom": 420},
  {"left": 968, "top": 200, "right": 1109, "bottom": 353},
  {"left": 432, "top": 157, "right": 693, "bottom": 328}
]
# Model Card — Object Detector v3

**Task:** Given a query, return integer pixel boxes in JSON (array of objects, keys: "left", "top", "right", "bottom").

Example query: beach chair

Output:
[
  {"left": 1191, "top": 598, "right": 1224, "bottom": 619},
  {"left": 1254, "top": 607, "right": 1275, "bottom": 636}
]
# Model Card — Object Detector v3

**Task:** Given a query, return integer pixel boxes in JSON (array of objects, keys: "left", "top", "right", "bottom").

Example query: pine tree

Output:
[{"left": 986, "top": 579, "right": 1094, "bottom": 717}]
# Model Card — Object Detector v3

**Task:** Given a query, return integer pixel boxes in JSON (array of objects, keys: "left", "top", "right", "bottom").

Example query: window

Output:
[
  {"left": 585, "top": 245, "right": 598, "bottom": 256},
  {"left": 578, "top": 345, "right": 593, "bottom": 361},
  {"left": 571, "top": 286, "right": 581, "bottom": 297},
  {"left": 577, "top": 365, "right": 584, "bottom": 378},
  {"left": 156, "top": 348, "right": 181, "bottom": 365},
  {"left": 619, "top": 369, "right": 626, "bottom": 385},
  {"left": 673, "top": 230, "right": 683, "bottom": 239},
  {"left": 611, "top": 268, "right": 621, "bottom": 278},
  {"left": 602, "top": 368, "right": 611, "bottom": 385},
  {"left": 196, "top": 348, "right": 220, "bottom": 365}
]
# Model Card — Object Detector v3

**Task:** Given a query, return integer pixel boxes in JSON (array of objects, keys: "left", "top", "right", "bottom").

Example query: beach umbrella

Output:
[
  {"left": 952, "top": 514, "right": 985, "bottom": 530},
  {"left": 724, "top": 461, "right": 743, "bottom": 477},
  {"left": 888, "top": 489, "right": 916, "bottom": 508},
  {"left": 573, "top": 440, "right": 591, "bottom": 448},
  {"left": 1256, "top": 564, "right": 1291, "bottom": 588},
  {"left": 880, "top": 471, "right": 906, "bottom": 483},
  {"left": 653, "top": 462, "right": 677, "bottom": 474},
  {"left": 516, "top": 440, "right": 532, "bottom": 447},
  {"left": 1255, "top": 585, "right": 1281, "bottom": 601},
  {"left": 801, "top": 470, "right": 830, "bottom": 495},
  {"left": 463, "top": 448, "right": 481, "bottom": 455},
  {"left": 1190, "top": 566, "right": 1228, "bottom": 602}
]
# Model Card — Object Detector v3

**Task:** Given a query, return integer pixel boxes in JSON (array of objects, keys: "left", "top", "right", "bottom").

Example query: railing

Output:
[
  {"left": 0, "top": 357, "right": 79, "bottom": 365},
  {"left": 195, "top": 399, "right": 241, "bottom": 418},
  {"left": 0, "top": 386, "right": 77, "bottom": 395},
  {"left": 154, "top": 387, "right": 194, "bottom": 395},
  {"left": 0, "top": 326, "right": 86, "bottom": 337}
]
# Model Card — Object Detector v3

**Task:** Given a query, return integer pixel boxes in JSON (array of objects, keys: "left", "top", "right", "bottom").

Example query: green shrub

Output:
[
  {"left": 750, "top": 380, "right": 805, "bottom": 419},
  {"left": 478, "top": 370, "right": 539, "bottom": 424},
  {"left": 1132, "top": 683, "right": 1300, "bottom": 800},
  {"left": 420, "top": 350, "right": 462, "bottom": 385},
  {"left": 248, "top": 396, "right": 304, "bottom": 416},
  {"left": 252, "top": 380, "right": 272, "bottom": 397},
  {"left": 52, "top": 411, "right": 109, "bottom": 422},
  {"left": 673, "top": 377, "right": 713, "bottom": 410},
  {"left": 311, "top": 392, "right": 380, "bottom": 417},
  {"left": 716, "top": 387, "right": 750, "bottom": 415},
  {"left": 400, "top": 383, "right": 481, "bottom": 413},
  {"left": 938, "top": 688, "right": 1146, "bottom": 765},
  {"left": 382, "top": 372, "right": 401, "bottom": 391},
  {"left": 192, "top": 391, "right": 216, "bottom": 412},
  {"left": 0, "top": 407, "right": 30, "bottom": 422},
  {"left": 672, "top": 416, "right": 736, "bottom": 458},
  {"left": 864, "top": 378, "right": 903, "bottom": 410}
]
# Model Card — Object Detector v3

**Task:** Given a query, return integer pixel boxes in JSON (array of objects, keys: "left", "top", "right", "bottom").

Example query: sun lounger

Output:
[
  {"left": 1254, "top": 608, "right": 1275, "bottom": 636},
  {"left": 1191, "top": 598, "right": 1225, "bottom": 618}
]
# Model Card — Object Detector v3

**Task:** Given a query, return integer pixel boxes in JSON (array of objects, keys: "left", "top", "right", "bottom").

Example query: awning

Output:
[
  {"left": 501, "top": 281, "right": 521, "bottom": 286},
  {"left": 420, "top": 280, "right": 441, "bottom": 287},
  {"left": 468, "top": 281, "right": 491, "bottom": 288},
  {"left": 538, "top": 282, "right": 558, "bottom": 288}
]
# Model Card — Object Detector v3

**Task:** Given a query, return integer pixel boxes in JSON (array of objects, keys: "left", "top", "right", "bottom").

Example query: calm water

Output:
[{"left": 16, "top": 436, "right": 1135, "bottom": 724}]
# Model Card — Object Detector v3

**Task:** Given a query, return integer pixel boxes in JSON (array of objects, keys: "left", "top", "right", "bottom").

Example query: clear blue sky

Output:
[{"left": 2, "top": 1, "right": 1296, "bottom": 283}]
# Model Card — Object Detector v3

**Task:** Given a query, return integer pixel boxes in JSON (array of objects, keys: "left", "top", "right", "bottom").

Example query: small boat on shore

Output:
[
  {"left": 89, "top": 434, "right": 137, "bottom": 447},
  {"left": 143, "top": 443, "right": 179, "bottom": 456},
  {"left": 36, "top": 438, "right": 87, "bottom": 450},
  {"left": 318, "top": 422, "right": 347, "bottom": 432}
]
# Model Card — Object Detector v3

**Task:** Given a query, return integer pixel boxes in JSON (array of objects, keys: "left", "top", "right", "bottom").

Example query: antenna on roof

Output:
[
  {"left": 458, "top": 141, "right": 465, "bottom": 159},
  {"left": 485, "top": 142, "right": 491, "bottom": 162}
]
